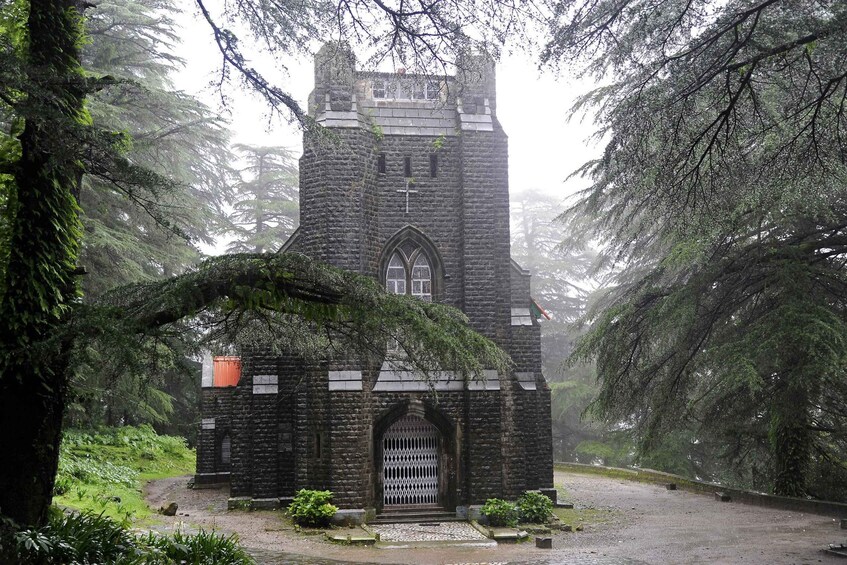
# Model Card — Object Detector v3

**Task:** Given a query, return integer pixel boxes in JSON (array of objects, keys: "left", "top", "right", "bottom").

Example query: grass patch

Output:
[{"left": 53, "top": 425, "right": 195, "bottom": 523}]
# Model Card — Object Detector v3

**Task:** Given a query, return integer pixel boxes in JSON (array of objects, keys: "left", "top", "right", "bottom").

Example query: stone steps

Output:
[{"left": 372, "top": 506, "right": 462, "bottom": 524}]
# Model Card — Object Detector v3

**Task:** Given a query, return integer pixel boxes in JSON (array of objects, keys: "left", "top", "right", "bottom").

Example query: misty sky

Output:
[{"left": 172, "top": 6, "right": 602, "bottom": 253}]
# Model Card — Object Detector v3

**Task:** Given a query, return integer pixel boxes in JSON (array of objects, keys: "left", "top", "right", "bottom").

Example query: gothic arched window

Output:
[
  {"left": 385, "top": 249, "right": 433, "bottom": 302},
  {"left": 381, "top": 227, "right": 443, "bottom": 304},
  {"left": 386, "top": 253, "right": 407, "bottom": 295},
  {"left": 411, "top": 255, "right": 432, "bottom": 302}
]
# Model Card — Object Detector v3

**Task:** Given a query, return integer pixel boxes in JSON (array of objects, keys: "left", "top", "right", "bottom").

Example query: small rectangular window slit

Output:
[
  {"left": 378, "top": 153, "right": 386, "bottom": 174},
  {"left": 429, "top": 154, "right": 438, "bottom": 178},
  {"left": 404, "top": 157, "right": 412, "bottom": 177}
]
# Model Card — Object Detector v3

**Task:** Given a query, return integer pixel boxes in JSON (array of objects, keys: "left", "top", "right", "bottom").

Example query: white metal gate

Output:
[{"left": 382, "top": 415, "right": 439, "bottom": 505}]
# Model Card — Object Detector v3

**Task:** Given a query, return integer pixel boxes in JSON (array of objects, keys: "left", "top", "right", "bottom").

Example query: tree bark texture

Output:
[
  {"left": 770, "top": 379, "right": 810, "bottom": 498},
  {"left": 0, "top": 0, "right": 85, "bottom": 527}
]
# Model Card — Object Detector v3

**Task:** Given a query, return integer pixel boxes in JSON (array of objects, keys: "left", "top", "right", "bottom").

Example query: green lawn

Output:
[{"left": 53, "top": 425, "right": 195, "bottom": 523}]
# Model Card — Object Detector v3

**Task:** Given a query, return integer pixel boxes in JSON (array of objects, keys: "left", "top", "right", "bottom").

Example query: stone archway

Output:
[
  {"left": 373, "top": 401, "right": 458, "bottom": 512},
  {"left": 382, "top": 415, "right": 439, "bottom": 506}
]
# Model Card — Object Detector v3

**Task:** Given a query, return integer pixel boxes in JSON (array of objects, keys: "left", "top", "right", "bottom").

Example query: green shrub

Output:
[
  {"left": 516, "top": 491, "right": 553, "bottom": 523},
  {"left": 52, "top": 476, "right": 72, "bottom": 496},
  {"left": 143, "top": 529, "right": 254, "bottom": 564},
  {"left": 5, "top": 510, "right": 254, "bottom": 565},
  {"left": 480, "top": 498, "right": 519, "bottom": 527},
  {"left": 287, "top": 489, "right": 338, "bottom": 527},
  {"left": 9, "top": 511, "right": 137, "bottom": 564}
]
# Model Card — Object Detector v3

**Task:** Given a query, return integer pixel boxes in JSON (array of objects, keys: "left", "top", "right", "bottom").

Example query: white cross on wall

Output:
[{"left": 396, "top": 178, "right": 418, "bottom": 214}]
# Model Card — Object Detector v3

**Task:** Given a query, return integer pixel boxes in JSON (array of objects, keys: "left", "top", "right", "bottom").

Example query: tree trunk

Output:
[
  {"left": 770, "top": 378, "right": 810, "bottom": 497},
  {"left": 0, "top": 0, "right": 85, "bottom": 527},
  {"left": 0, "top": 356, "right": 69, "bottom": 527}
]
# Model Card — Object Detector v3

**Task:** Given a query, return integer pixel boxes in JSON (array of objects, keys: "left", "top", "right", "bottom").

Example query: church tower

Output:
[{"left": 195, "top": 43, "right": 554, "bottom": 520}]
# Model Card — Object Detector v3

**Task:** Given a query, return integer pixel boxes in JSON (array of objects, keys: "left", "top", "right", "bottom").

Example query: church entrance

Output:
[{"left": 382, "top": 415, "right": 439, "bottom": 506}]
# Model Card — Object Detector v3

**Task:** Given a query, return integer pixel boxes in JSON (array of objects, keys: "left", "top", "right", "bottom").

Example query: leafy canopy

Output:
[{"left": 547, "top": 0, "right": 847, "bottom": 496}]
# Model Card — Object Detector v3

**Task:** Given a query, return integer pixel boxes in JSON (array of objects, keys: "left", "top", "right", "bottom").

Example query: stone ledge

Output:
[
  {"left": 226, "top": 496, "right": 283, "bottom": 510},
  {"left": 252, "top": 384, "right": 278, "bottom": 395},
  {"left": 556, "top": 461, "right": 847, "bottom": 518},
  {"left": 192, "top": 472, "right": 230, "bottom": 488},
  {"left": 250, "top": 497, "right": 281, "bottom": 510},
  {"left": 539, "top": 487, "right": 558, "bottom": 504},
  {"left": 331, "top": 508, "right": 368, "bottom": 526},
  {"left": 326, "top": 528, "right": 377, "bottom": 545},
  {"left": 456, "top": 505, "right": 485, "bottom": 521}
]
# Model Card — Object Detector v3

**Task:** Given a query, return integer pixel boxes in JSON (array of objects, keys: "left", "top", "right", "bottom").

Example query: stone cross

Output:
[{"left": 396, "top": 179, "right": 418, "bottom": 214}]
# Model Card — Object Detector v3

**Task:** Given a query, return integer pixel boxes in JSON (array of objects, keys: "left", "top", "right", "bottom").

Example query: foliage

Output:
[
  {"left": 511, "top": 191, "right": 596, "bottom": 339},
  {"left": 511, "top": 191, "right": 604, "bottom": 461},
  {"left": 6, "top": 512, "right": 137, "bottom": 565},
  {"left": 547, "top": 0, "right": 847, "bottom": 497},
  {"left": 223, "top": 144, "right": 298, "bottom": 254},
  {"left": 0, "top": 0, "right": 95, "bottom": 528},
  {"left": 79, "top": 0, "right": 233, "bottom": 299},
  {"left": 287, "top": 489, "right": 337, "bottom": 527},
  {"left": 549, "top": 365, "right": 604, "bottom": 462},
  {"left": 480, "top": 498, "right": 519, "bottom": 527},
  {"left": 516, "top": 491, "right": 553, "bottom": 524},
  {"left": 52, "top": 426, "right": 195, "bottom": 521},
  {"left": 142, "top": 529, "right": 254, "bottom": 564},
  {"left": 1, "top": 510, "right": 253, "bottom": 565},
  {"left": 87, "top": 252, "right": 511, "bottom": 380},
  {"left": 573, "top": 430, "right": 701, "bottom": 477},
  {"left": 195, "top": 0, "right": 548, "bottom": 124},
  {"left": 0, "top": 0, "right": 538, "bottom": 528},
  {"left": 66, "top": 334, "right": 200, "bottom": 440},
  {"left": 65, "top": 0, "right": 234, "bottom": 438}
]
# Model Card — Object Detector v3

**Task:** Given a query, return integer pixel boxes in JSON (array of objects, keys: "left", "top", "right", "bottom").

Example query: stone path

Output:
[
  {"left": 371, "top": 522, "right": 489, "bottom": 543},
  {"left": 146, "top": 472, "right": 847, "bottom": 563},
  {"left": 249, "top": 551, "right": 646, "bottom": 564}
]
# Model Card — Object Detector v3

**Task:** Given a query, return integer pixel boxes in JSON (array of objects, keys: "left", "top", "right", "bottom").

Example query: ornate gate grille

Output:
[{"left": 383, "top": 415, "right": 439, "bottom": 505}]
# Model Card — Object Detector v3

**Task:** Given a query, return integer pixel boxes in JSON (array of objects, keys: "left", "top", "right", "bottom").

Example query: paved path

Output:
[
  {"left": 556, "top": 472, "right": 843, "bottom": 564},
  {"left": 371, "top": 522, "right": 490, "bottom": 542},
  {"left": 145, "top": 470, "right": 847, "bottom": 564}
]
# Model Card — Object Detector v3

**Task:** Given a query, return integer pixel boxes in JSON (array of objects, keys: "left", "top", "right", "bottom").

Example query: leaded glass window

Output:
[
  {"left": 385, "top": 249, "right": 434, "bottom": 302},
  {"left": 373, "top": 79, "right": 389, "bottom": 99},
  {"left": 386, "top": 253, "right": 406, "bottom": 295},
  {"left": 410, "top": 80, "right": 439, "bottom": 100},
  {"left": 384, "top": 244, "right": 437, "bottom": 356},
  {"left": 411, "top": 255, "right": 432, "bottom": 302}
]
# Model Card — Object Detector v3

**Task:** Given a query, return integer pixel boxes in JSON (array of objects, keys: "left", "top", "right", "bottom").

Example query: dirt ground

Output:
[{"left": 144, "top": 470, "right": 847, "bottom": 564}]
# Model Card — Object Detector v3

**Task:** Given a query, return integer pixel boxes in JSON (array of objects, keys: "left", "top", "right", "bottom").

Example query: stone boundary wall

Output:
[{"left": 555, "top": 461, "right": 847, "bottom": 518}]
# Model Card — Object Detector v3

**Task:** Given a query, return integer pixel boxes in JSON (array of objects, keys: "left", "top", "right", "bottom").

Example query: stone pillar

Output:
[{"left": 327, "top": 369, "right": 370, "bottom": 510}]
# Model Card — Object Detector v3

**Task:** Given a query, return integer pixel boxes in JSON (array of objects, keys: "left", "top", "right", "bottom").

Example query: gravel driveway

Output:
[{"left": 144, "top": 470, "right": 846, "bottom": 564}]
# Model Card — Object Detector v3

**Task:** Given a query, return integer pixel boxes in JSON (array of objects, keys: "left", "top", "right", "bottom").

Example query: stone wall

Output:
[
  {"left": 199, "top": 44, "right": 555, "bottom": 513},
  {"left": 194, "top": 387, "right": 235, "bottom": 485}
]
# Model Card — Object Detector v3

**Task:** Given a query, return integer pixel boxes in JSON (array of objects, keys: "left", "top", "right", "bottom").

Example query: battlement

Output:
[{"left": 309, "top": 43, "right": 496, "bottom": 135}]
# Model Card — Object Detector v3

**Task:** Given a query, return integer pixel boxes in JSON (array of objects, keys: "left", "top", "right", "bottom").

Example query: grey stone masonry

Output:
[
  {"left": 196, "top": 42, "right": 554, "bottom": 515},
  {"left": 194, "top": 388, "right": 234, "bottom": 485}
]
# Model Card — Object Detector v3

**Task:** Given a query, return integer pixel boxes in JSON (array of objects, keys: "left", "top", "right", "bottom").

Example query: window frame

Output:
[
  {"left": 379, "top": 227, "right": 444, "bottom": 303},
  {"left": 372, "top": 79, "right": 389, "bottom": 99},
  {"left": 384, "top": 248, "right": 435, "bottom": 303}
]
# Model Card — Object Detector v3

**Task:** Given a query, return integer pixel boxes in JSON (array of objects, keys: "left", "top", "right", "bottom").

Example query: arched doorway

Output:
[{"left": 382, "top": 415, "right": 439, "bottom": 506}]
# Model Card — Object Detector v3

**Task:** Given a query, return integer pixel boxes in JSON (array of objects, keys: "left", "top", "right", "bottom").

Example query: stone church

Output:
[{"left": 195, "top": 43, "right": 554, "bottom": 520}]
